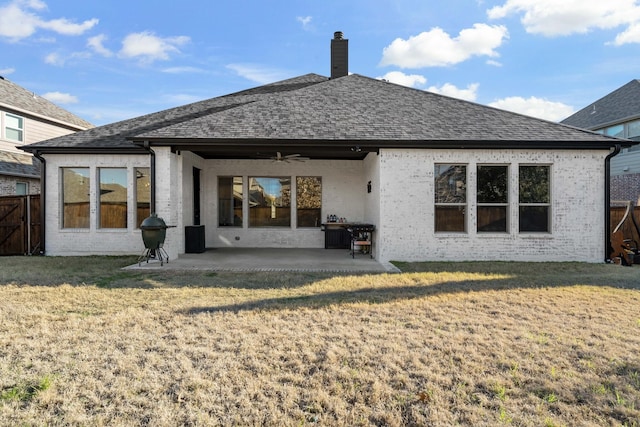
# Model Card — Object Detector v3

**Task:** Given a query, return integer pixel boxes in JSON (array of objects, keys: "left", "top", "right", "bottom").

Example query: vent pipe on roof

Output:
[{"left": 331, "top": 31, "right": 348, "bottom": 79}]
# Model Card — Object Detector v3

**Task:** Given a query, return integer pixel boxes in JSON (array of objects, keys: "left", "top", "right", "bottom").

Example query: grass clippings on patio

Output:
[{"left": 0, "top": 256, "right": 639, "bottom": 426}]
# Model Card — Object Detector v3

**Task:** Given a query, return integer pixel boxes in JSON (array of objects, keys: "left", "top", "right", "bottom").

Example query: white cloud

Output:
[
  {"left": 427, "top": 83, "right": 479, "bottom": 102},
  {"left": 0, "top": 2, "right": 42, "bottom": 40},
  {"left": 39, "top": 17, "right": 98, "bottom": 36},
  {"left": 161, "top": 93, "right": 203, "bottom": 104},
  {"left": 296, "top": 16, "right": 312, "bottom": 31},
  {"left": 43, "top": 50, "right": 89, "bottom": 66},
  {"left": 489, "top": 96, "right": 575, "bottom": 121},
  {"left": 380, "top": 24, "right": 508, "bottom": 68},
  {"left": 162, "top": 66, "right": 206, "bottom": 74},
  {"left": 487, "top": 0, "right": 640, "bottom": 43},
  {"left": 0, "top": 67, "right": 16, "bottom": 75},
  {"left": 119, "top": 32, "right": 190, "bottom": 63},
  {"left": 377, "top": 71, "right": 426, "bottom": 88},
  {"left": 612, "top": 22, "right": 640, "bottom": 45},
  {"left": 227, "top": 63, "right": 290, "bottom": 84},
  {"left": 44, "top": 52, "right": 63, "bottom": 66},
  {"left": 42, "top": 91, "right": 78, "bottom": 104},
  {"left": 0, "top": 0, "right": 97, "bottom": 41},
  {"left": 87, "top": 34, "right": 113, "bottom": 57}
]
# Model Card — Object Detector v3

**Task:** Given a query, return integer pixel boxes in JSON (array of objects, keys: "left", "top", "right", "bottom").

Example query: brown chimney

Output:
[{"left": 331, "top": 31, "right": 348, "bottom": 79}]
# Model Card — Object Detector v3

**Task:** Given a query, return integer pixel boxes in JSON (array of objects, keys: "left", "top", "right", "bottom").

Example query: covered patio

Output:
[{"left": 126, "top": 248, "right": 395, "bottom": 273}]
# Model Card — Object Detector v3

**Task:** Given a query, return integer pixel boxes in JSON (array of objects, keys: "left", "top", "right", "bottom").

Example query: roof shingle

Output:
[
  {"left": 0, "top": 76, "right": 93, "bottom": 129},
  {"left": 21, "top": 73, "right": 628, "bottom": 154},
  {"left": 561, "top": 80, "right": 640, "bottom": 130}
]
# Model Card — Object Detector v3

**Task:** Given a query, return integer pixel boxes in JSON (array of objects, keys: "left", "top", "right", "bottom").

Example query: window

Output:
[
  {"left": 5, "top": 113, "right": 24, "bottom": 142},
  {"left": 296, "top": 177, "right": 322, "bottom": 227},
  {"left": 16, "top": 182, "right": 28, "bottom": 195},
  {"left": 627, "top": 120, "right": 640, "bottom": 140},
  {"left": 435, "top": 164, "right": 466, "bottom": 232},
  {"left": 135, "top": 168, "right": 150, "bottom": 228},
  {"left": 62, "top": 167, "right": 90, "bottom": 228},
  {"left": 477, "top": 165, "right": 508, "bottom": 232},
  {"left": 99, "top": 168, "right": 127, "bottom": 228},
  {"left": 605, "top": 124, "right": 624, "bottom": 138},
  {"left": 519, "top": 165, "right": 550, "bottom": 232},
  {"left": 249, "top": 177, "right": 291, "bottom": 227},
  {"left": 218, "top": 176, "right": 243, "bottom": 226}
]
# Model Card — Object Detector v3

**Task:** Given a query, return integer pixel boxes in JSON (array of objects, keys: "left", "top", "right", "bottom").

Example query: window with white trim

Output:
[
  {"left": 477, "top": 165, "right": 508, "bottom": 232},
  {"left": 518, "top": 165, "right": 550, "bottom": 232},
  {"left": 434, "top": 164, "right": 467, "bottom": 232},
  {"left": 5, "top": 113, "right": 24, "bottom": 143}
]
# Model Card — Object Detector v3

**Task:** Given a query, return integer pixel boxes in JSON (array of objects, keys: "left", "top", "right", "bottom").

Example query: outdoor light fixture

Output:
[
  {"left": 367, "top": 181, "right": 372, "bottom": 193},
  {"left": 351, "top": 146, "right": 362, "bottom": 152}
]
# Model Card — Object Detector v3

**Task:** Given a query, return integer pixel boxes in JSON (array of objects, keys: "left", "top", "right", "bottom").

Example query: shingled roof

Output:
[
  {"left": 0, "top": 150, "right": 40, "bottom": 178},
  {"left": 0, "top": 76, "right": 93, "bottom": 130},
  {"left": 21, "top": 73, "right": 631, "bottom": 159},
  {"left": 561, "top": 79, "right": 640, "bottom": 130}
]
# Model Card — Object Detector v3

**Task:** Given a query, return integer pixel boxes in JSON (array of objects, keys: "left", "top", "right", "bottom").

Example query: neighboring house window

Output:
[
  {"left": 218, "top": 176, "right": 243, "bottom": 227},
  {"left": 477, "top": 165, "right": 508, "bottom": 232},
  {"left": 16, "top": 182, "right": 28, "bottom": 195},
  {"left": 435, "top": 164, "right": 467, "bottom": 232},
  {"left": 627, "top": 120, "right": 640, "bottom": 151},
  {"left": 62, "top": 167, "right": 90, "bottom": 228},
  {"left": 519, "top": 165, "right": 550, "bottom": 233},
  {"left": 296, "top": 176, "right": 322, "bottom": 227},
  {"left": 5, "top": 113, "right": 24, "bottom": 142},
  {"left": 135, "top": 167, "right": 150, "bottom": 228},
  {"left": 249, "top": 177, "right": 291, "bottom": 227},
  {"left": 99, "top": 168, "right": 127, "bottom": 229},
  {"left": 604, "top": 124, "right": 624, "bottom": 138}
]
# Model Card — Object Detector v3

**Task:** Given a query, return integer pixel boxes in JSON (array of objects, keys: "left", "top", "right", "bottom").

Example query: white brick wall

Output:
[
  {"left": 377, "top": 149, "right": 608, "bottom": 263},
  {"left": 43, "top": 153, "right": 151, "bottom": 256},
  {"left": 41, "top": 148, "right": 610, "bottom": 263},
  {"left": 201, "top": 158, "right": 368, "bottom": 249}
]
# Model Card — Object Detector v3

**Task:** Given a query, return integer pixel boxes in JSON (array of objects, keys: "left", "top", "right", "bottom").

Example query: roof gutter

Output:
[
  {"left": 142, "top": 141, "right": 156, "bottom": 214},
  {"left": 130, "top": 138, "right": 632, "bottom": 151},
  {"left": 32, "top": 150, "right": 45, "bottom": 255},
  {"left": 604, "top": 144, "right": 621, "bottom": 262}
]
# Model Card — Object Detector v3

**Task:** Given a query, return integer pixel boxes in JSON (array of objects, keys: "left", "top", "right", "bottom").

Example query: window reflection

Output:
[
  {"left": 249, "top": 177, "right": 291, "bottom": 227},
  {"left": 62, "top": 167, "right": 90, "bottom": 228}
]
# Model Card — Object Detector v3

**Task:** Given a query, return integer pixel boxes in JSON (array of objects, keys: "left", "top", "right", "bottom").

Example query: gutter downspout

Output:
[
  {"left": 33, "top": 150, "right": 45, "bottom": 255},
  {"left": 604, "top": 144, "right": 621, "bottom": 263},
  {"left": 143, "top": 141, "right": 156, "bottom": 214}
]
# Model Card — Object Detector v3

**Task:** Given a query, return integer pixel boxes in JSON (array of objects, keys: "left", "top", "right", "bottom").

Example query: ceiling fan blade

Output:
[{"left": 269, "top": 152, "right": 309, "bottom": 162}]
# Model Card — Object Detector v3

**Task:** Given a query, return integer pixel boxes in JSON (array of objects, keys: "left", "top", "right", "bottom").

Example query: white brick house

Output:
[{"left": 20, "top": 34, "right": 635, "bottom": 264}]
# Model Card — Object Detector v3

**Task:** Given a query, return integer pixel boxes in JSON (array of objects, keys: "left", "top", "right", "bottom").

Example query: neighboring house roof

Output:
[
  {"left": 0, "top": 150, "right": 40, "bottom": 178},
  {"left": 0, "top": 76, "right": 93, "bottom": 130},
  {"left": 21, "top": 73, "right": 632, "bottom": 160},
  {"left": 561, "top": 79, "right": 640, "bottom": 130}
]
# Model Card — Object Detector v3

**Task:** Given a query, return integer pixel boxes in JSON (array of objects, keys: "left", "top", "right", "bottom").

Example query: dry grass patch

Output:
[{"left": 0, "top": 257, "right": 639, "bottom": 426}]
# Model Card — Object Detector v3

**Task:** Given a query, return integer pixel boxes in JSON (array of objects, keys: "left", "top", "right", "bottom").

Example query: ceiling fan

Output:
[{"left": 270, "top": 152, "right": 310, "bottom": 162}]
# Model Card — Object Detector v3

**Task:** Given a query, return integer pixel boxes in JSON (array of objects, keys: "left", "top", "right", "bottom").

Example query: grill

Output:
[
  {"left": 138, "top": 213, "right": 170, "bottom": 266},
  {"left": 347, "top": 224, "right": 375, "bottom": 258}
]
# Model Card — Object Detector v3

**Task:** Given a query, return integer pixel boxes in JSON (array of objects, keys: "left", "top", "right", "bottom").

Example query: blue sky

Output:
[{"left": 2, "top": 0, "right": 640, "bottom": 126}]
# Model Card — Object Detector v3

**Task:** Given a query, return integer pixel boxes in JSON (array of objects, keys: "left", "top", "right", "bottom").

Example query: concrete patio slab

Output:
[{"left": 125, "top": 248, "right": 399, "bottom": 273}]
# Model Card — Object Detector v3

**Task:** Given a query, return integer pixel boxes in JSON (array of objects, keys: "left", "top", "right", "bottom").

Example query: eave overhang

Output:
[{"left": 125, "top": 137, "right": 635, "bottom": 160}]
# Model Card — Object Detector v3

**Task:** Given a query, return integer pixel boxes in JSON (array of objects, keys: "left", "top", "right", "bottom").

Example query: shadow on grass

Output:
[
  {"left": 184, "top": 263, "right": 640, "bottom": 314},
  {"left": 1, "top": 257, "right": 638, "bottom": 298}
]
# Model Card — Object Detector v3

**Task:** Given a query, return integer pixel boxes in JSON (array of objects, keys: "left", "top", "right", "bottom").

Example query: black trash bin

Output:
[{"left": 185, "top": 225, "right": 205, "bottom": 253}]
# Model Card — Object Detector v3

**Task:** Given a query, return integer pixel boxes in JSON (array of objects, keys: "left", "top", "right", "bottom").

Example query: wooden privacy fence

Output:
[
  {"left": 610, "top": 204, "right": 640, "bottom": 245},
  {"left": 0, "top": 195, "right": 41, "bottom": 256}
]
